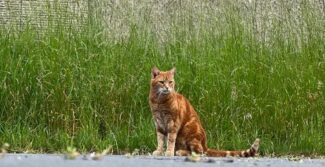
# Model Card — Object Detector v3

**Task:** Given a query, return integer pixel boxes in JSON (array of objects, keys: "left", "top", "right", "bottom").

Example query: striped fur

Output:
[
  {"left": 149, "top": 67, "right": 260, "bottom": 157},
  {"left": 206, "top": 138, "right": 260, "bottom": 157}
]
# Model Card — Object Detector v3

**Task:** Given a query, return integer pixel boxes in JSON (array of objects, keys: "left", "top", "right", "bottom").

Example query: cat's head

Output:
[{"left": 151, "top": 67, "right": 176, "bottom": 95}]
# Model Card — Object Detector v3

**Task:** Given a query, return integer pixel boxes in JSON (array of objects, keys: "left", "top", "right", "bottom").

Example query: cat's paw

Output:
[
  {"left": 175, "top": 150, "right": 190, "bottom": 156},
  {"left": 165, "top": 150, "right": 174, "bottom": 156},
  {"left": 152, "top": 150, "right": 164, "bottom": 156}
]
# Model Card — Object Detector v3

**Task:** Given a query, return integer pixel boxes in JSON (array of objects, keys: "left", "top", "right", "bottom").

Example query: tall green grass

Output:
[{"left": 0, "top": 0, "right": 324, "bottom": 155}]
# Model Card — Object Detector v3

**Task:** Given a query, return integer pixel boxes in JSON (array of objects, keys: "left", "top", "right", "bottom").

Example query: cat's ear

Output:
[
  {"left": 152, "top": 67, "right": 160, "bottom": 79},
  {"left": 169, "top": 67, "right": 176, "bottom": 76}
]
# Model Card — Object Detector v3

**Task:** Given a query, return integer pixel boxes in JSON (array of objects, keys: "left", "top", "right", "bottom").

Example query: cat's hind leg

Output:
[{"left": 188, "top": 139, "right": 204, "bottom": 154}]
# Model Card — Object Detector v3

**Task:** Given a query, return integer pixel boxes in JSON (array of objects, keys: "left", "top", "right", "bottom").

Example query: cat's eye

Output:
[
  {"left": 169, "top": 81, "right": 174, "bottom": 84},
  {"left": 158, "top": 81, "right": 164, "bottom": 84}
]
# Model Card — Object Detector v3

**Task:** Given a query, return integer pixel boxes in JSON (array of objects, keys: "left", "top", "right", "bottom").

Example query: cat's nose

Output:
[{"left": 162, "top": 87, "right": 169, "bottom": 93}]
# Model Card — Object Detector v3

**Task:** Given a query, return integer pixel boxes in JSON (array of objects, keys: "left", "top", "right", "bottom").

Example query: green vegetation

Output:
[{"left": 0, "top": 0, "right": 324, "bottom": 155}]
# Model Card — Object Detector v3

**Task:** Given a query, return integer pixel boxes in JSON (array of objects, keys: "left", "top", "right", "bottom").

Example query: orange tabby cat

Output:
[{"left": 149, "top": 67, "right": 260, "bottom": 157}]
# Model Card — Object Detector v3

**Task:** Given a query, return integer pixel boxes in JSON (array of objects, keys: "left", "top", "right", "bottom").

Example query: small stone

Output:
[
  {"left": 206, "top": 158, "right": 216, "bottom": 163},
  {"left": 82, "top": 155, "right": 88, "bottom": 160},
  {"left": 224, "top": 159, "right": 234, "bottom": 163},
  {"left": 124, "top": 153, "right": 132, "bottom": 158}
]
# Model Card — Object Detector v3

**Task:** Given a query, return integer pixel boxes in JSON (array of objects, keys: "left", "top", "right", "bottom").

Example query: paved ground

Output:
[{"left": 1, "top": 154, "right": 325, "bottom": 167}]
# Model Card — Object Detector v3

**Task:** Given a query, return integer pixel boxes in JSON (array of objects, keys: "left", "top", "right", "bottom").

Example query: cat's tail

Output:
[{"left": 206, "top": 138, "right": 260, "bottom": 157}]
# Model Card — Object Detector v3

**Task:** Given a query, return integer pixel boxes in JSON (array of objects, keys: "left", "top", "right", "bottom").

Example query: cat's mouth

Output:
[
  {"left": 157, "top": 88, "right": 172, "bottom": 95},
  {"left": 161, "top": 90, "right": 170, "bottom": 94}
]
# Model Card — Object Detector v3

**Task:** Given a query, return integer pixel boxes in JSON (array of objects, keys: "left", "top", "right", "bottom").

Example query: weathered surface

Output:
[
  {"left": 0, "top": 0, "right": 323, "bottom": 41},
  {"left": 0, "top": 0, "right": 87, "bottom": 29},
  {"left": 1, "top": 154, "right": 325, "bottom": 167}
]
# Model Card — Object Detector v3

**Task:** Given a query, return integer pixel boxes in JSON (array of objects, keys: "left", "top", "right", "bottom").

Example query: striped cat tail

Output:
[{"left": 206, "top": 138, "right": 260, "bottom": 157}]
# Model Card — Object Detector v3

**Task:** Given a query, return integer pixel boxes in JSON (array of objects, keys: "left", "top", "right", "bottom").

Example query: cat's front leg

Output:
[
  {"left": 165, "top": 131, "right": 177, "bottom": 156},
  {"left": 152, "top": 131, "right": 165, "bottom": 156}
]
